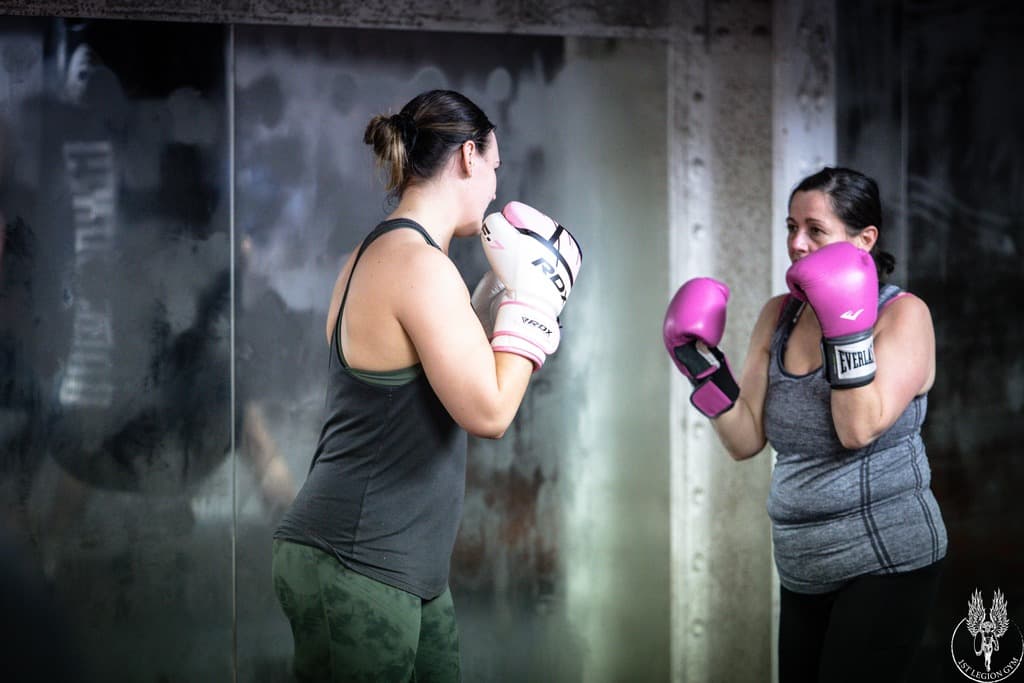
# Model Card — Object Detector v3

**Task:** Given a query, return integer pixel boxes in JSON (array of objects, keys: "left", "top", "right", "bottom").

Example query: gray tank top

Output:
[
  {"left": 764, "top": 284, "right": 947, "bottom": 594},
  {"left": 274, "top": 219, "right": 467, "bottom": 599}
]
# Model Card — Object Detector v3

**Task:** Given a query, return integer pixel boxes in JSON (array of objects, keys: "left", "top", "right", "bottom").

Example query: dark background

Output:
[{"left": 838, "top": 1, "right": 1024, "bottom": 680}]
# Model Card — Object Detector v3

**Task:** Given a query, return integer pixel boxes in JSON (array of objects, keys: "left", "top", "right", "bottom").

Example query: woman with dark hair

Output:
[
  {"left": 271, "top": 89, "right": 581, "bottom": 682},
  {"left": 663, "top": 166, "right": 947, "bottom": 682}
]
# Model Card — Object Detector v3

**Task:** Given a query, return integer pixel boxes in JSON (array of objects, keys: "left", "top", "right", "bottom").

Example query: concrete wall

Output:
[{"left": 667, "top": 1, "right": 777, "bottom": 681}]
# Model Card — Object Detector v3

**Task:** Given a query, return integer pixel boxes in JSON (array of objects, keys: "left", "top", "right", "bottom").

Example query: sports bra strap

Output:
[{"left": 878, "top": 282, "right": 906, "bottom": 309}]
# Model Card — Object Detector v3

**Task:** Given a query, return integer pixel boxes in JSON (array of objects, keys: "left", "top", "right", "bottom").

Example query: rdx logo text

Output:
[
  {"left": 531, "top": 258, "right": 567, "bottom": 302},
  {"left": 520, "top": 315, "right": 554, "bottom": 336}
]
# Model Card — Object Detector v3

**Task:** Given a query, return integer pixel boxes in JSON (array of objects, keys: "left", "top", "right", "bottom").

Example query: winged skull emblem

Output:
[{"left": 967, "top": 588, "right": 1011, "bottom": 672}]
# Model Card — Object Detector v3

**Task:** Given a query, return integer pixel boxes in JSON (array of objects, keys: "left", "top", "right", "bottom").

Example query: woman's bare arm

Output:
[
  {"left": 710, "top": 295, "right": 787, "bottom": 460},
  {"left": 829, "top": 294, "right": 935, "bottom": 449}
]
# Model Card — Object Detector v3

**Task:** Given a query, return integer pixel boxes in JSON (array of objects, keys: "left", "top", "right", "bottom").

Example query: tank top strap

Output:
[
  {"left": 331, "top": 219, "right": 439, "bottom": 375},
  {"left": 770, "top": 295, "right": 806, "bottom": 357},
  {"left": 335, "top": 219, "right": 439, "bottom": 333},
  {"left": 777, "top": 294, "right": 805, "bottom": 328}
]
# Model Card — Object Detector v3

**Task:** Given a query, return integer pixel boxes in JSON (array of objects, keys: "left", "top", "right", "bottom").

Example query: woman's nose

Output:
[{"left": 789, "top": 229, "right": 808, "bottom": 252}]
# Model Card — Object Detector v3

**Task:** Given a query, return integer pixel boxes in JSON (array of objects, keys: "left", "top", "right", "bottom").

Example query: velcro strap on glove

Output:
[
  {"left": 491, "top": 300, "right": 561, "bottom": 370},
  {"left": 673, "top": 342, "right": 719, "bottom": 382},
  {"left": 691, "top": 365, "right": 740, "bottom": 418},
  {"left": 822, "top": 331, "right": 876, "bottom": 389},
  {"left": 674, "top": 342, "right": 739, "bottom": 417}
]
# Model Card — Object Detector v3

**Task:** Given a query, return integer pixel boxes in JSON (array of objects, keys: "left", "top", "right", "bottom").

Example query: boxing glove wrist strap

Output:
[
  {"left": 674, "top": 342, "right": 739, "bottom": 418},
  {"left": 491, "top": 300, "right": 561, "bottom": 370},
  {"left": 690, "top": 363, "right": 739, "bottom": 418},
  {"left": 673, "top": 342, "right": 718, "bottom": 381},
  {"left": 822, "top": 330, "right": 876, "bottom": 389}
]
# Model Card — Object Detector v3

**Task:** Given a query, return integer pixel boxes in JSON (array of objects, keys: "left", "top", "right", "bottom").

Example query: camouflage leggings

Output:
[{"left": 272, "top": 540, "right": 461, "bottom": 683}]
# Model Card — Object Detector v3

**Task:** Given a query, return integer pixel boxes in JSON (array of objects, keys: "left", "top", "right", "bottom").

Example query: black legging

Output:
[{"left": 778, "top": 559, "right": 944, "bottom": 683}]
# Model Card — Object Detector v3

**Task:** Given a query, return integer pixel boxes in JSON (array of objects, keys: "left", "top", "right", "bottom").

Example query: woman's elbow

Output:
[
  {"left": 718, "top": 423, "right": 767, "bottom": 461},
  {"left": 727, "top": 449, "right": 753, "bottom": 462},
  {"left": 459, "top": 408, "right": 513, "bottom": 440},
  {"left": 726, "top": 442, "right": 764, "bottom": 461},
  {"left": 836, "top": 426, "right": 878, "bottom": 451}
]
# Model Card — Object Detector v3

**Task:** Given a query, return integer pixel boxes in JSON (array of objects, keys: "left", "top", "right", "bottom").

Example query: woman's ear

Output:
[
  {"left": 858, "top": 225, "right": 879, "bottom": 251},
  {"left": 460, "top": 140, "right": 476, "bottom": 176}
]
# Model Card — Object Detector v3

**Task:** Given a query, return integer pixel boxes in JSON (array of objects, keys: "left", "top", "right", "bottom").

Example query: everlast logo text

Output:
[
  {"left": 531, "top": 258, "right": 567, "bottom": 302},
  {"left": 838, "top": 347, "right": 875, "bottom": 374}
]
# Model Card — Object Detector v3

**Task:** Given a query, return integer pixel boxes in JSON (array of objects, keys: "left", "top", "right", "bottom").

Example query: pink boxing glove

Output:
[
  {"left": 663, "top": 277, "right": 739, "bottom": 418},
  {"left": 785, "top": 241, "right": 879, "bottom": 388}
]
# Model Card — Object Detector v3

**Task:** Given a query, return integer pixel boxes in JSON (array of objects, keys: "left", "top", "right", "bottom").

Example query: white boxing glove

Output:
[
  {"left": 479, "top": 201, "right": 583, "bottom": 369},
  {"left": 470, "top": 270, "right": 506, "bottom": 339}
]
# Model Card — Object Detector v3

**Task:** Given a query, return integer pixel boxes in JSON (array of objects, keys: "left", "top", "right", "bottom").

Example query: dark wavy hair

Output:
[{"left": 791, "top": 166, "right": 896, "bottom": 278}]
